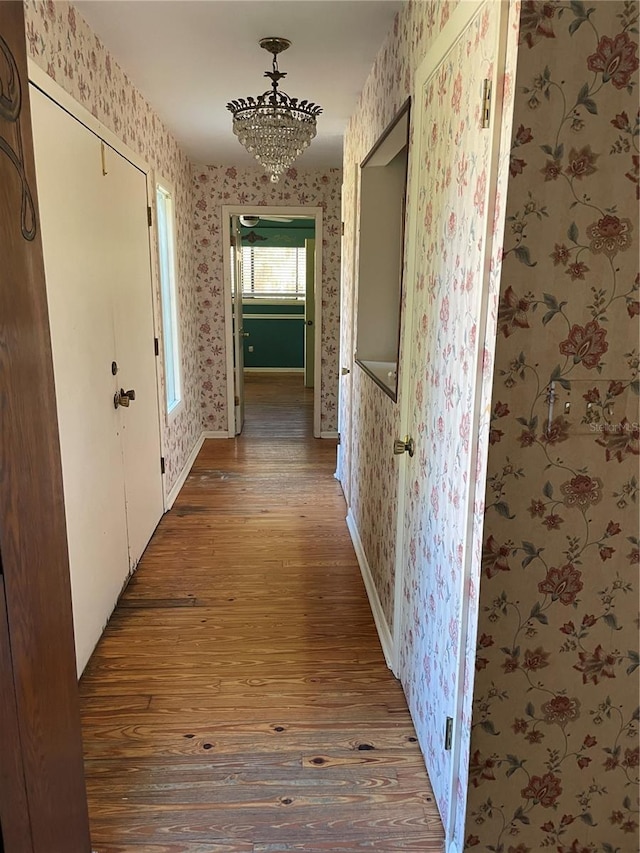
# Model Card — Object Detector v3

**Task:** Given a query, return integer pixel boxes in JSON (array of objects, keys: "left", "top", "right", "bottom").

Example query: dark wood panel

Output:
[
  {"left": 0, "top": 4, "right": 90, "bottom": 851},
  {"left": 79, "top": 374, "right": 444, "bottom": 850},
  {"left": 0, "top": 577, "right": 32, "bottom": 853}
]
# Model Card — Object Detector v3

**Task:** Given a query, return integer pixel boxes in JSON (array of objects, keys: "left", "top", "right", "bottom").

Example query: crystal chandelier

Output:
[{"left": 226, "top": 37, "right": 322, "bottom": 183}]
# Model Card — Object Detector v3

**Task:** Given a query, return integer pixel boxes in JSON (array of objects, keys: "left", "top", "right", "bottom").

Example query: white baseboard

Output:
[
  {"left": 320, "top": 430, "right": 339, "bottom": 439},
  {"left": 346, "top": 510, "right": 394, "bottom": 670},
  {"left": 165, "top": 430, "right": 229, "bottom": 509},
  {"left": 166, "top": 435, "right": 205, "bottom": 509}
]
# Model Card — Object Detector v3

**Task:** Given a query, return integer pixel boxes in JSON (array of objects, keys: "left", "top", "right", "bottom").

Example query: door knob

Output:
[
  {"left": 114, "top": 388, "right": 136, "bottom": 409},
  {"left": 393, "top": 436, "right": 415, "bottom": 457},
  {"left": 306, "top": 320, "right": 313, "bottom": 326},
  {"left": 341, "top": 367, "right": 350, "bottom": 375}
]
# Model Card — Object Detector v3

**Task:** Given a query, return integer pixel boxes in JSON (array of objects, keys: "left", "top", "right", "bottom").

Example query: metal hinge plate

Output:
[
  {"left": 154, "top": 337, "right": 159, "bottom": 357},
  {"left": 481, "top": 79, "right": 491, "bottom": 129},
  {"left": 160, "top": 456, "right": 165, "bottom": 475},
  {"left": 445, "top": 716, "right": 453, "bottom": 750},
  {"left": 147, "top": 206, "right": 152, "bottom": 227}
]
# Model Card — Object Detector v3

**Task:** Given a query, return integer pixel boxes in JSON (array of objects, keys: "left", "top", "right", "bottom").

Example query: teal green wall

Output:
[
  {"left": 242, "top": 302, "right": 304, "bottom": 369},
  {"left": 239, "top": 219, "right": 314, "bottom": 370}
]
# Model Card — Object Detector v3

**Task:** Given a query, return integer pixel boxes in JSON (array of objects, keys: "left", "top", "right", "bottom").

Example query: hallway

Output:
[{"left": 78, "top": 373, "right": 444, "bottom": 852}]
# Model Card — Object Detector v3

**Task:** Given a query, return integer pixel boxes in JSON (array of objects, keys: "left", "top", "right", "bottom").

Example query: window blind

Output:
[{"left": 240, "top": 246, "right": 306, "bottom": 298}]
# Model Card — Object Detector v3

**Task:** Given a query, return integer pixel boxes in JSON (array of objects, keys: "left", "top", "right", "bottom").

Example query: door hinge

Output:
[
  {"left": 444, "top": 716, "right": 454, "bottom": 751},
  {"left": 341, "top": 221, "right": 345, "bottom": 236},
  {"left": 160, "top": 456, "right": 165, "bottom": 475},
  {"left": 154, "top": 337, "right": 159, "bottom": 356},
  {"left": 147, "top": 206, "right": 152, "bottom": 227},
  {"left": 337, "top": 433, "right": 341, "bottom": 445},
  {"left": 481, "top": 79, "right": 492, "bottom": 129}
]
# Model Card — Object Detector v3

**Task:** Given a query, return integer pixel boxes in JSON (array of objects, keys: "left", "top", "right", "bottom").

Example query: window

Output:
[
  {"left": 156, "top": 183, "right": 182, "bottom": 415},
  {"left": 238, "top": 246, "right": 306, "bottom": 299}
]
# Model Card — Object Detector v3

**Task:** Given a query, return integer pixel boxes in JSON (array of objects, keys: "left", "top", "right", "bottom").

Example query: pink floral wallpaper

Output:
[
  {"left": 341, "top": 0, "right": 464, "bottom": 634},
  {"left": 23, "top": 0, "right": 200, "bottom": 491},
  {"left": 397, "top": 4, "right": 518, "bottom": 845},
  {"left": 342, "top": 0, "right": 637, "bottom": 848},
  {"left": 454, "top": 3, "right": 521, "bottom": 844},
  {"left": 341, "top": 0, "right": 517, "bottom": 842},
  {"left": 191, "top": 164, "right": 342, "bottom": 433},
  {"left": 467, "top": 2, "right": 639, "bottom": 851}
]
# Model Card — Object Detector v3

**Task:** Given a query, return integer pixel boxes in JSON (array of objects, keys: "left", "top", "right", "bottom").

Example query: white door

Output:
[
  {"left": 30, "top": 87, "right": 130, "bottom": 673},
  {"left": 231, "top": 216, "right": 245, "bottom": 434},
  {"left": 30, "top": 86, "right": 164, "bottom": 673},
  {"left": 106, "top": 146, "right": 164, "bottom": 566},
  {"left": 393, "top": 1, "right": 507, "bottom": 845},
  {"left": 304, "top": 238, "right": 315, "bottom": 388}
]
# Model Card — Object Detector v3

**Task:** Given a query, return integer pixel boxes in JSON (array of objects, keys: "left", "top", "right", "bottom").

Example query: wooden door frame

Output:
[
  {"left": 1, "top": 5, "right": 91, "bottom": 848},
  {"left": 222, "top": 205, "right": 324, "bottom": 438},
  {"left": 28, "top": 59, "right": 168, "bottom": 511}
]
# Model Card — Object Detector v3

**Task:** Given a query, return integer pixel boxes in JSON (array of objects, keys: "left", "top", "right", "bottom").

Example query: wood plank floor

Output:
[{"left": 80, "top": 372, "right": 444, "bottom": 852}]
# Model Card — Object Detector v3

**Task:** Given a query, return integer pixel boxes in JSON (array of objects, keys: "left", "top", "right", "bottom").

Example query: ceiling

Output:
[{"left": 74, "top": 0, "right": 404, "bottom": 169}]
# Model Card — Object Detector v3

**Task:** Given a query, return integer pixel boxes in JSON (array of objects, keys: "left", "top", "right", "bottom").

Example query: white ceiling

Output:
[{"left": 74, "top": 0, "right": 404, "bottom": 168}]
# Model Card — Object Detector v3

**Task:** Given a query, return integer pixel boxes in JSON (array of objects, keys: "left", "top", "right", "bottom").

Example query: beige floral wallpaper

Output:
[
  {"left": 467, "top": 2, "right": 639, "bottom": 850},
  {"left": 24, "top": 0, "right": 200, "bottom": 491},
  {"left": 341, "top": 0, "right": 637, "bottom": 849},
  {"left": 191, "top": 164, "right": 342, "bottom": 434},
  {"left": 342, "top": 1, "right": 516, "bottom": 844},
  {"left": 341, "top": 0, "right": 463, "bottom": 633}
]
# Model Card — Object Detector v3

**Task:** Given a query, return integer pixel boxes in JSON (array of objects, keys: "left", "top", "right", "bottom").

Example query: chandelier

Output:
[{"left": 226, "top": 37, "right": 322, "bottom": 183}]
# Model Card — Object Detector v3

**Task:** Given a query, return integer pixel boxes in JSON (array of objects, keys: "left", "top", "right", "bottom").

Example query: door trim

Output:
[
  {"left": 222, "top": 205, "right": 324, "bottom": 438},
  {"left": 28, "top": 59, "right": 148, "bottom": 173},
  {"left": 337, "top": 162, "right": 360, "bottom": 506}
]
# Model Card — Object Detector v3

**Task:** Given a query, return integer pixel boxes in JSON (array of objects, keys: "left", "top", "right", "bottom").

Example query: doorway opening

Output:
[{"left": 222, "top": 205, "right": 323, "bottom": 438}]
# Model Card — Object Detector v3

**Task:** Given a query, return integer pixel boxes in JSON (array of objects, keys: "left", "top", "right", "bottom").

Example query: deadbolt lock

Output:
[
  {"left": 393, "top": 436, "right": 415, "bottom": 457},
  {"left": 114, "top": 388, "right": 136, "bottom": 409}
]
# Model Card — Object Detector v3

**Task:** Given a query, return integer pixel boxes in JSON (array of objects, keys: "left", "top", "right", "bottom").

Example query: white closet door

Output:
[
  {"left": 30, "top": 86, "right": 130, "bottom": 674},
  {"left": 105, "top": 147, "right": 164, "bottom": 567}
]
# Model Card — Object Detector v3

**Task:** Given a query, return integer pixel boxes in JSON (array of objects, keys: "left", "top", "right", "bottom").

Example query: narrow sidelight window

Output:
[{"left": 156, "top": 183, "right": 182, "bottom": 415}]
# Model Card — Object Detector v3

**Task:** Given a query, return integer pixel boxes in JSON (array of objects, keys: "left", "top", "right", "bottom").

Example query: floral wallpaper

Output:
[
  {"left": 341, "top": 0, "right": 519, "bottom": 843},
  {"left": 23, "top": 0, "right": 200, "bottom": 491},
  {"left": 341, "top": 0, "right": 466, "bottom": 636},
  {"left": 191, "top": 164, "right": 342, "bottom": 434},
  {"left": 397, "top": 3, "right": 518, "bottom": 844},
  {"left": 467, "top": 3, "right": 639, "bottom": 852},
  {"left": 454, "top": 3, "right": 521, "bottom": 844}
]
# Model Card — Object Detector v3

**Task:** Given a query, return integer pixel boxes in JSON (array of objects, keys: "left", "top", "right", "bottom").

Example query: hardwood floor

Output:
[{"left": 80, "top": 372, "right": 444, "bottom": 852}]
